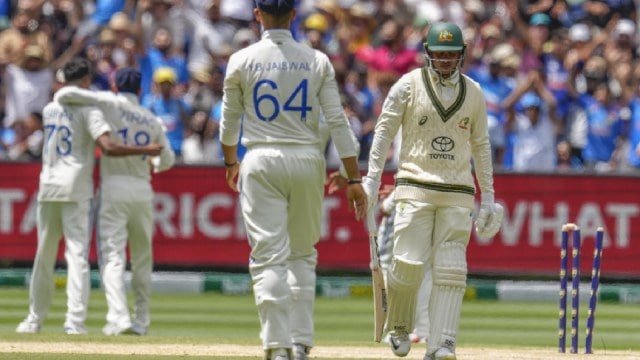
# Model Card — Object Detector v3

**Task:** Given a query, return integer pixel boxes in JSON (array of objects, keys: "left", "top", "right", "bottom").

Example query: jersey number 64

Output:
[{"left": 253, "top": 79, "right": 312, "bottom": 122}]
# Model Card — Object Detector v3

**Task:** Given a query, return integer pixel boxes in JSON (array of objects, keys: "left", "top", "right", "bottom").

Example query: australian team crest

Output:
[
  {"left": 458, "top": 117, "right": 469, "bottom": 129},
  {"left": 438, "top": 30, "right": 454, "bottom": 43}
]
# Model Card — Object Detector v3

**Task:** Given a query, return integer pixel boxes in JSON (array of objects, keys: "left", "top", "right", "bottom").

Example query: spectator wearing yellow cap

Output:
[
  {"left": 302, "top": 13, "right": 329, "bottom": 53},
  {"left": 142, "top": 67, "right": 191, "bottom": 160}
]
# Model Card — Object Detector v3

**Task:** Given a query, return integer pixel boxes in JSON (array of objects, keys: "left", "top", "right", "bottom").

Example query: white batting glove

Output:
[
  {"left": 362, "top": 176, "right": 381, "bottom": 211},
  {"left": 475, "top": 193, "right": 504, "bottom": 240}
]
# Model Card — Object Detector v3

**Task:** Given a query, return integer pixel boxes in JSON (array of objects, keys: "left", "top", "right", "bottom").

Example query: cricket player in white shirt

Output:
[
  {"left": 362, "top": 23, "right": 504, "bottom": 360},
  {"left": 16, "top": 58, "right": 162, "bottom": 335},
  {"left": 53, "top": 67, "right": 175, "bottom": 336},
  {"left": 219, "top": 1, "right": 367, "bottom": 359}
]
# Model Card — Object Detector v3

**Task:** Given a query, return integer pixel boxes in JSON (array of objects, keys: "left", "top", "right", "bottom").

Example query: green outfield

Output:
[{"left": 1, "top": 287, "right": 639, "bottom": 359}]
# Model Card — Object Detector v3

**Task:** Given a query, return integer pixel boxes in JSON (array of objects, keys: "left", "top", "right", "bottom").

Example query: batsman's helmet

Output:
[
  {"left": 424, "top": 22, "right": 465, "bottom": 52},
  {"left": 423, "top": 22, "right": 466, "bottom": 75}
]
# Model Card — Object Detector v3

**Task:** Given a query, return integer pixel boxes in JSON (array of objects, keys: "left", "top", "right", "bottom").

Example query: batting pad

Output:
[
  {"left": 428, "top": 241, "right": 467, "bottom": 353},
  {"left": 386, "top": 257, "right": 424, "bottom": 334}
]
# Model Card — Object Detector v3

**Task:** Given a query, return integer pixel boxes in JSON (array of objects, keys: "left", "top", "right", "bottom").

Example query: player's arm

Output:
[
  {"left": 469, "top": 87, "right": 494, "bottom": 197},
  {"left": 96, "top": 132, "right": 162, "bottom": 156},
  {"left": 361, "top": 75, "right": 407, "bottom": 211},
  {"left": 54, "top": 86, "right": 119, "bottom": 107},
  {"left": 87, "top": 108, "right": 162, "bottom": 157},
  {"left": 151, "top": 121, "right": 176, "bottom": 173},
  {"left": 219, "top": 54, "right": 244, "bottom": 192},
  {"left": 367, "top": 76, "right": 408, "bottom": 182},
  {"left": 316, "top": 56, "right": 360, "bottom": 178}
]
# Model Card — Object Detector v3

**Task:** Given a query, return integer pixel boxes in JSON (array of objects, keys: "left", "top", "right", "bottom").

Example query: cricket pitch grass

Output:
[{"left": 1, "top": 287, "right": 639, "bottom": 359}]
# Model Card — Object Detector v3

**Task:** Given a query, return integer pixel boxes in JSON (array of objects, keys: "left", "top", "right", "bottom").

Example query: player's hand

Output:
[
  {"left": 346, "top": 183, "right": 367, "bottom": 221},
  {"left": 225, "top": 162, "right": 240, "bottom": 192},
  {"left": 379, "top": 184, "right": 395, "bottom": 199},
  {"left": 362, "top": 176, "right": 381, "bottom": 211},
  {"left": 326, "top": 171, "right": 347, "bottom": 194},
  {"left": 475, "top": 194, "right": 504, "bottom": 239}
]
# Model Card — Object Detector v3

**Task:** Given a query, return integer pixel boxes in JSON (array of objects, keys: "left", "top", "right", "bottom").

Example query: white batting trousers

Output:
[
  {"left": 27, "top": 200, "right": 92, "bottom": 327},
  {"left": 97, "top": 199, "right": 153, "bottom": 329},
  {"left": 391, "top": 199, "right": 472, "bottom": 349},
  {"left": 239, "top": 145, "right": 325, "bottom": 351}
]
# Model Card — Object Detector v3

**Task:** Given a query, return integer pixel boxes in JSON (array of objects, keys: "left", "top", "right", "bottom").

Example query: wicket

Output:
[{"left": 558, "top": 223, "right": 604, "bottom": 354}]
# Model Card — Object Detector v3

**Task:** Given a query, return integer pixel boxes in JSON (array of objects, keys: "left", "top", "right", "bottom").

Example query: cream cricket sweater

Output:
[{"left": 367, "top": 67, "right": 494, "bottom": 209}]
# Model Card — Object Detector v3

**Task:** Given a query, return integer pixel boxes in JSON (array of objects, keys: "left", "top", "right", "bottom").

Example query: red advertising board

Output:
[
  {"left": 1, "top": 163, "right": 639, "bottom": 278},
  {"left": 474, "top": 173, "right": 640, "bottom": 279}
]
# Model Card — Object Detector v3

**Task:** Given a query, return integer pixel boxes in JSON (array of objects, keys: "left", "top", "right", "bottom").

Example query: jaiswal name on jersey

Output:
[{"left": 246, "top": 61, "right": 311, "bottom": 72}]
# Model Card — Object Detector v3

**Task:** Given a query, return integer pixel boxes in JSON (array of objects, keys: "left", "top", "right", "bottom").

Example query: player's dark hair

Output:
[
  {"left": 63, "top": 58, "right": 92, "bottom": 83},
  {"left": 30, "top": 112, "right": 43, "bottom": 124}
]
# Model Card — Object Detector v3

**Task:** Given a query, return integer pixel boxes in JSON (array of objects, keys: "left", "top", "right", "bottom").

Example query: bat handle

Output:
[
  {"left": 367, "top": 210, "right": 376, "bottom": 234},
  {"left": 367, "top": 211, "right": 381, "bottom": 266}
]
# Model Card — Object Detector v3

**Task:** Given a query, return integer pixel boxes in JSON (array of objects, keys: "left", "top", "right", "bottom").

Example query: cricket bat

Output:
[{"left": 367, "top": 212, "right": 387, "bottom": 343}]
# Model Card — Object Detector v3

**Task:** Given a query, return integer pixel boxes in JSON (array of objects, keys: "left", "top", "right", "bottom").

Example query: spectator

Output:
[
  {"left": 503, "top": 73, "right": 560, "bottom": 172},
  {"left": 567, "top": 57, "right": 626, "bottom": 172},
  {"left": 543, "top": 27, "right": 574, "bottom": 125},
  {"left": 57, "top": 0, "right": 127, "bottom": 69},
  {"left": 107, "top": 12, "right": 136, "bottom": 67},
  {"left": 341, "top": 1, "right": 376, "bottom": 57},
  {"left": 142, "top": 67, "right": 190, "bottom": 160},
  {"left": 343, "top": 63, "right": 375, "bottom": 124},
  {"left": 355, "top": 17, "right": 422, "bottom": 89},
  {"left": 302, "top": 13, "right": 330, "bottom": 53},
  {"left": 186, "top": 0, "right": 235, "bottom": 75},
  {"left": 0, "top": 8, "right": 52, "bottom": 65},
  {"left": 508, "top": 5, "right": 552, "bottom": 73},
  {"left": 627, "top": 62, "right": 640, "bottom": 171},
  {"left": 93, "top": 28, "right": 119, "bottom": 90},
  {"left": 184, "top": 65, "right": 215, "bottom": 115},
  {"left": 135, "top": 0, "right": 189, "bottom": 98},
  {"left": 556, "top": 139, "right": 583, "bottom": 172},
  {"left": 3, "top": 44, "right": 53, "bottom": 129},
  {"left": 5, "top": 111, "right": 43, "bottom": 161},
  {"left": 584, "top": 0, "right": 636, "bottom": 28},
  {"left": 604, "top": 18, "right": 637, "bottom": 102},
  {"left": 137, "top": 0, "right": 186, "bottom": 54},
  {"left": 468, "top": 43, "right": 517, "bottom": 167},
  {"left": 182, "top": 109, "right": 218, "bottom": 164}
]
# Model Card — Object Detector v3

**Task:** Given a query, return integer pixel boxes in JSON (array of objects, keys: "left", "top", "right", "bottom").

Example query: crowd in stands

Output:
[{"left": 1, "top": 0, "right": 640, "bottom": 174}]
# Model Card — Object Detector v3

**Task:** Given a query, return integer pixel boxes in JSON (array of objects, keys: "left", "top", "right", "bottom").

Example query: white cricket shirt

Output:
[
  {"left": 38, "top": 88, "right": 111, "bottom": 202},
  {"left": 53, "top": 88, "right": 175, "bottom": 202},
  {"left": 220, "top": 29, "right": 357, "bottom": 158}
]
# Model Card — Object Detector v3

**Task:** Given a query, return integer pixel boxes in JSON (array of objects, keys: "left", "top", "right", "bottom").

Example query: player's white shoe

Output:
[
  {"left": 131, "top": 323, "right": 148, "bottom": 335},
  {"left": 16, "top": 320, "right": 40, "bottom": 334},
  {"left": 102, "top": 323, "right": 133, "bottom": 336},
  {"left": 292, "top": 343, "right": 310, "bottom": 360},
  {"left": 266, "top": 348, "right": 290, "bottom": 360},
  {"left": 424, "top": 347, "right": 457, "bottom": 360},
  {"left": 389, "top": 329, "right": 411, "bottom": 357},
  {"left": 64, "top": 322, "right": 87, "bottom": 335}
]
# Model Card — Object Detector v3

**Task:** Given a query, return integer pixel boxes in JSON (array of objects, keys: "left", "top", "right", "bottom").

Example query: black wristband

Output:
[
  {"left": 224, "top": 160, "right": 238, "bottom": 167},
  {"left": 347, "top": 178, "right": 362, "bottom": 185}
]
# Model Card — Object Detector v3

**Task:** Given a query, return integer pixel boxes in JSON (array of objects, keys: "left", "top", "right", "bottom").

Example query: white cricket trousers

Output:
[
  {"left": 27, "top": 200, "right": 92, "bottom": 327},
  {"left": 392, "top": 199, "right": 472, "bottom": 353},
  {"left": 97, "top": 199, "right": 153, "bottom": 329},
  {"left": 239, "top": 144, "right": 325, "bottom": 351}
]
